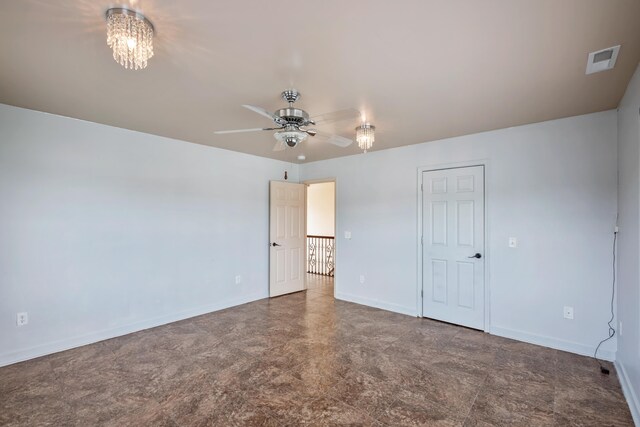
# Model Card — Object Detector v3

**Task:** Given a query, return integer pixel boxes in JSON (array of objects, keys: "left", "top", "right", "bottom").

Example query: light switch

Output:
[
  {"left": 508, "top": 237, "right": 517, "bottom": 248},
  {"left": 344, "top": 231, "right": 352, "bottom": 240}
]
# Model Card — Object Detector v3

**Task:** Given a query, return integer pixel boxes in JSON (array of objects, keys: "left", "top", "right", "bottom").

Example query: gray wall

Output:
[
  {"left": 301, "top": 111, "right": 618, "bottom": 359},
  {"left": 0, "top": 104, "right": 298, "bottom": 366},
  {"left": 616, "top": 63, "right": 640, "bottom": 424}
]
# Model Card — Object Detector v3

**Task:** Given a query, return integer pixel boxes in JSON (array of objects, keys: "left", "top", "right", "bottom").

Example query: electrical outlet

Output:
[
  {"left": 563, "top": 306, "right": 574, "bottom": 320},
  {"left": 344, "top": 231, "right": 352, "bottom": 240},
  {"left": 359, "top": 274, "right": 365, "bottom": 284},
  {"left": 16, "top": 312, "right": 28, "bottom": 326},
  {"left": 508, "top": 237, "right": 517, "bottom": 248},
  {"left": 235, "top": 275, "right": 242, "bottom": 285}
]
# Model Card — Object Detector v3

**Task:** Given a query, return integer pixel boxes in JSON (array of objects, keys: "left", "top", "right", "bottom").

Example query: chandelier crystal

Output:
[
  {"left": 106, "top": 8, "right": 154, "bottom": 70},
  {"left": 356, "top": 123, "right": 375, "bottom": 153}
]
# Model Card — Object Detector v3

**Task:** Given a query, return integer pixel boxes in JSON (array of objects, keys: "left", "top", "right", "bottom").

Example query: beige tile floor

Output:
[{"left": 0, "top": 274, "right": 634, "bottom": 426}]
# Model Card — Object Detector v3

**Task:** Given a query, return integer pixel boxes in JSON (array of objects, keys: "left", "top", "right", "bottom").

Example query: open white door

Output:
[
  {"left": 422, "top": 166, "right": 485, "bottom": 330},
  {"left": 269, "top": 181, "right": 306, "bottom": 297}
]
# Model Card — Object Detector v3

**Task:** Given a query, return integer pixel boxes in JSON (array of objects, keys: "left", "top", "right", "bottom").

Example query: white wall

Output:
[
  {"left": 616, "top": 63, "right": 640, "bottom": 424},
  {"left": 307, "top": 182, "right": 335, "bottom": 237},
  {"left": 0, "top": 102, "right": 623, "bottom": 368},
  {"left": 300, "top": 111, "right": 619, "bottom": 359},
  {"left": 0, "top": 104, "right": 298, "bottom": 366}
]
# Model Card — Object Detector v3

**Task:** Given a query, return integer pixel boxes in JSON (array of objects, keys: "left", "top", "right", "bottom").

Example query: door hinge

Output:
[
  {"left": 421, "top": 183, "right": 423, "bottom": 192},
  {"left": 421, "top": 236, "right": 423, "bottom": 245},
  {"left": 421, "top": 289, "right": 423, "bottom": 297}
]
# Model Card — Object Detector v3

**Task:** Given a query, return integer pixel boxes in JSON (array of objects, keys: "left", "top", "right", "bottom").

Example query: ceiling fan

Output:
[{"left": 214, "top": 89, "right": 360, "bottom": 151}]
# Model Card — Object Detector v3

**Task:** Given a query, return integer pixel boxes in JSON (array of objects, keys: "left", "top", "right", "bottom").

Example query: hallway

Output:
[{"left": 306, "top": 273, "right": 334, "bottom": 298}]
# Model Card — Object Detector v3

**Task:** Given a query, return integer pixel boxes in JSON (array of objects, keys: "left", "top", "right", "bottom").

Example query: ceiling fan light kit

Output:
[
  {"left": 274, "top": 125, "right": 309, "bottom": 148},
  {"left": 106, "top": 8, "right": 154, "bottom": 70}
]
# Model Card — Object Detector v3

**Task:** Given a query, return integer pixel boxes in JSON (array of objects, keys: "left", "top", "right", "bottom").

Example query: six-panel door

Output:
[
  {"left": 422, "top": 166, "right": 485, "bottom": 330},
  {"left": 269, "top": 181, "right": 305, "bottom": 297}
]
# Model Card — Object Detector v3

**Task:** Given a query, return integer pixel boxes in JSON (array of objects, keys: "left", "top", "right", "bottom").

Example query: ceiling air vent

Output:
[{"left": 586, "top": 45, "right": 620, "bottom": 75}]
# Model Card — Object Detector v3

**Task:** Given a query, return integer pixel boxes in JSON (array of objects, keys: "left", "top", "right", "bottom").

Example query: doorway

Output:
[
  {"left": 305, "top": 180, "right": 335, "bottom": 297},
  {"left": 421, "top": 165, "right": 486, "bottom": 330}
]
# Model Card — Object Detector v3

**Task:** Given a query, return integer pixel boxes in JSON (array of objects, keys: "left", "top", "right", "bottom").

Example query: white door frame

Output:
[
  {"left": 417, "top": 160, "right": 491, "bottom": 333},
  {"left": 303, "top": 177, "right": 337, "bottom": 298}
]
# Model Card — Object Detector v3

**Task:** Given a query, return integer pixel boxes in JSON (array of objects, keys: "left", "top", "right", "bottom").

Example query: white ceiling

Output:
[{"left": 1, "top": 0, "right": 639, "bottom": 163}]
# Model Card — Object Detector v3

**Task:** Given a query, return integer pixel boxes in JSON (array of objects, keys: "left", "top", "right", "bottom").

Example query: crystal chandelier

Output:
[
  {"left": 106, "top": 8, "right": 154, "bottom": 70},
  {"left": 356, "top": 123, "right": 375, "bottom": 153}
]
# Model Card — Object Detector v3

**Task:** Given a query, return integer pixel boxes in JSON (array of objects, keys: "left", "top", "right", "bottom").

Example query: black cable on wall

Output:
[{"left": 594, "top": 230, "right": 617, "bottom": 375}]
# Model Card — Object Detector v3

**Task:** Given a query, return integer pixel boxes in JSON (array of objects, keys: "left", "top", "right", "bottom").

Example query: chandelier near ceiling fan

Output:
[
  {"left": 101, "top": 9, "right": 378, "bottom": 152},
  {"left": 105, "top": 8, "right": 154, "bottom": 70},
  {"left": 214, "top": 89, "right": 362, "bottom": 151}
]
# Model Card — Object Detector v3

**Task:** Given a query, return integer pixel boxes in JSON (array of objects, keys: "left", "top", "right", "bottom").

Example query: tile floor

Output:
[{"left": 0, "top": 275, "right": 634, "bottom": 426}]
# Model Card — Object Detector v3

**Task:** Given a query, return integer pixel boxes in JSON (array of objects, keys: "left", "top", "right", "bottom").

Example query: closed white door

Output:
[
  {"left": 270, "top": 181, "right": 305, "bottom": 297},
  {"left": 422, "top": 166, "right": 485, "bottom": 330}
]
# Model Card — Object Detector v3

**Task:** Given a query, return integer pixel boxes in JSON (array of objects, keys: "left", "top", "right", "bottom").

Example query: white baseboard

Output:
[
  {"left": 616, "top": 360, "right": 640, "bottom": 426},
  {"left": 333, "top": 294, "right": 617, "bottom": 363},
  {"left": 490, "top": 326, "right": 616, "bottom": 361},
  {"left": 0, "top": 292, "right": 267, "bottom": 367},
  {"left": 335, "top": 291, "right": 416, "bottom": 317}
]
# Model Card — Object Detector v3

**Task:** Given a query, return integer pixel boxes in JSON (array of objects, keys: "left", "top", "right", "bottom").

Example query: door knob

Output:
[
  {"left": 271, "top": 242, "right": 281, "bottom": 247},
  {"left": 468, "top": 253, "right": 482, "bottom": 259}
]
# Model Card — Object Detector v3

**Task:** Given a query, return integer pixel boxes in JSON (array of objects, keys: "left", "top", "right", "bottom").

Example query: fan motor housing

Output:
[{"left": 276, "top": 108, "right": 310, "bottom": 125}]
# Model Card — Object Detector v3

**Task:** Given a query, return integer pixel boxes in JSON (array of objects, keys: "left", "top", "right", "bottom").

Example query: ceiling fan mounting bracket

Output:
[{"left": 281, "top": 89, "right": 300, "bottom": 105}]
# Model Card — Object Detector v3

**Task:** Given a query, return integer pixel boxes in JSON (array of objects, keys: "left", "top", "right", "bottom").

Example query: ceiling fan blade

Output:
[
  {"left": 314, "top": 130, "right": 353, "bottom": 148},
  {"left": 272, "top": 141, "right": 286, "bottom": 152},
  {"left": 214, "top": 127, "right": 268, "bottom": 134},
  {"left": 301, "top": 128, "right": 317, "bottom": 136},
  {"left": 310, "top": 108, "right": 361, "bottom": 126},
  {"left": 242, "top": 104, "right": 285, "bottom": 125}
]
